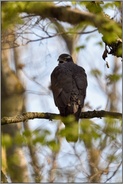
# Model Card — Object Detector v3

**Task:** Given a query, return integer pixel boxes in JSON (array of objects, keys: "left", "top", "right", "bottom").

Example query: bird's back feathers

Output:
[{"left": 51, "top": 61, "right": 87, "bottom": 121}]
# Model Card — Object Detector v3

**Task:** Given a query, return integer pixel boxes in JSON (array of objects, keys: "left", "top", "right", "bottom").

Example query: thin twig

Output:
[{"left": 104, "top": 161, "right": 122, "bottom": 183}]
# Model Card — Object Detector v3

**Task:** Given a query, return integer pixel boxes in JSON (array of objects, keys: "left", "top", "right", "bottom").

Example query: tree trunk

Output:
[{"left": 1, "top": 49, "right": 30, "bottom": 182}]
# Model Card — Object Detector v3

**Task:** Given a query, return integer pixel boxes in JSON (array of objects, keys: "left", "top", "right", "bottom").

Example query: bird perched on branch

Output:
[{"left": 51, "top": 54, "right": 87, "bottom": 121}]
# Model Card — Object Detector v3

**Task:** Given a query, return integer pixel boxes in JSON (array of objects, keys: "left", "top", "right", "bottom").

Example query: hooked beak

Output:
[{"left": 58, "top": 58, "right": 66, "bottom": 63}]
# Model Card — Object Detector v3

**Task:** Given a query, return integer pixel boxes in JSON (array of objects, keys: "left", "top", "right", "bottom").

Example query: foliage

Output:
[
  {"left": 2, "top": 1, "right": 122, "bottom": 58},
  {"left": 2, "top": 2, "right": 23, "bottom": 30},
  {"left": 1, "top": 1, "right": 122, "bottom": 183}
]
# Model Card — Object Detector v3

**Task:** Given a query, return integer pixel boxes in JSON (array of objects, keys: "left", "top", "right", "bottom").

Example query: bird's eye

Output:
[{"left": 60, "top": 61, "right": 64, "bottom": 63}]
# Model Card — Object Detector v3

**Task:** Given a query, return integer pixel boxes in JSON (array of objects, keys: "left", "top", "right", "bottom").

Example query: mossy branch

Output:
[
  {"left": 2, "top": 2, "right": 122, "bottom": 57},
  {"left": 1, "top": 110, "right": 122, "bottom": 125}
]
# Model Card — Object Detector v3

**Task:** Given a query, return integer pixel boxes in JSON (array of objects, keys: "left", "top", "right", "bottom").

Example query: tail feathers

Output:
[{"left": 59, "top": 105, "right": 82, "bottom": 121}]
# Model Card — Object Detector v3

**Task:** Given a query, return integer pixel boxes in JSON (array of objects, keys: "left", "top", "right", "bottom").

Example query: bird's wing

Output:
[
  {"left": 71, "top": 65, "right": 88, "bottom": 107},
  {"left": 51, "top": 65, "right": 73, "bottom": 107},
  {"left": 74, "top": 66, "right": 88, "bottom": 93}
]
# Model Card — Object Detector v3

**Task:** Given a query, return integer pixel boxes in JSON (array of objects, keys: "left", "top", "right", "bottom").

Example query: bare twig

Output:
[
  {"left": 23, "top": 122, "right": 43, "bottom": 182},
  {"left": 1, "top": 110, "right": 122, "bottom": 125},
  {"left": 25, "top": 29, "right": 97, "bottom": 44},
  {"left": 104, "top": 161, "right": 122, "bottom": 183}
]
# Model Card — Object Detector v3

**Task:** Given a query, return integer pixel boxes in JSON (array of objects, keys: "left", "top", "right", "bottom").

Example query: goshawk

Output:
[{"left": 51, "top": 54, "right": 87, "bottom": 121}]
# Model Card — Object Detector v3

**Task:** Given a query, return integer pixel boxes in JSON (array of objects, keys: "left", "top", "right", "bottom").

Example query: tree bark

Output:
[{"left": 1, "top": 49, "right": 29, "bottom": 182}]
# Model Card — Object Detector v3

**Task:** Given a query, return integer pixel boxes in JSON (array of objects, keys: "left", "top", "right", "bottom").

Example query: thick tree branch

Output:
[
  {"left": 1, "top": 110, "right": 122, "bottom": 125},
  {"left": 2, "top": 2, "right": 122, "bottom": 57}
]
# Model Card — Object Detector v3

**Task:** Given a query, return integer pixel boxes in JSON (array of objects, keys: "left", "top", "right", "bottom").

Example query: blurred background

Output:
[{"left": 1, "top": 1, "right": 122, "bottom": 183}]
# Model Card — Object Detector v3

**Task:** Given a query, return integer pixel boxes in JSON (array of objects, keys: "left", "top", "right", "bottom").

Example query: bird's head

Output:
[{"left": 58, "top": 54, "right": 73, "bottom": 64}]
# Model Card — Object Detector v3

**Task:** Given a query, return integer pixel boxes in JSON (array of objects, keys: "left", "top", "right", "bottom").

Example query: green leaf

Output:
[
  {"left": 107, "top": 154, "right": 117, "bottom": 162},
  {"left": 106, "top": 74, "right": 122, "bottom": 84},
  {"left": 14, "top": 133, "right": 26, "bottom": 146},
  {"left": 60, "top": 123, "right": 78, "bottom": 142},
  {"left": 60, "top": 115, "right": 77, "bottom": 125},
  {"left": 91, "top": 69, "right": 102, "bottom": 77},
  {"left": 2, "top": 2, "right": 23, "bottom": 30},
  {"left": 33, "top": 135, "right": 45, "bottom": 145},
  {"left": 48, "top": 140, "right": 60, "bottom": 152},
  {"left": 2, "top": 134, "right": 12, "bottom": 148},
  {"left": 23, "top": 129, "right": 32, "bottom": 137},
  {"left": 103, "top": 2, "right": 121, "bottom": 9},
  {"left": 32, "top": 129, "right": 51, "bottom": 145},
  {"left": 76, "top": 45, "right": 86, "bottom": 52},
  {"left": 80, "top": 119, "right": 101, "bottom": 146},
  {"left": 95, "top": 41, "right": 103, "bottom": 47},
  {"left": 103, "top": 117, "right": 122, "bottom": 138}
]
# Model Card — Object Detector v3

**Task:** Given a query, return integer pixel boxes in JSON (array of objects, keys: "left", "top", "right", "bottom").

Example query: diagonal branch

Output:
[
  {"left": 2, "top": 2, "right": 122, "bottom": 57},
  {"left": 1, "top": 110, "right": 122, "bottom": 125},
  {"left": 105, "top": 161, "right": 122, "bottom": 183}
]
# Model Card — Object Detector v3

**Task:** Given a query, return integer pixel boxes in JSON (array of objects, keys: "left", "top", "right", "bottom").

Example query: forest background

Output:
[{"left": 1, "top": 1, "right": 122, "bottom": 183}]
